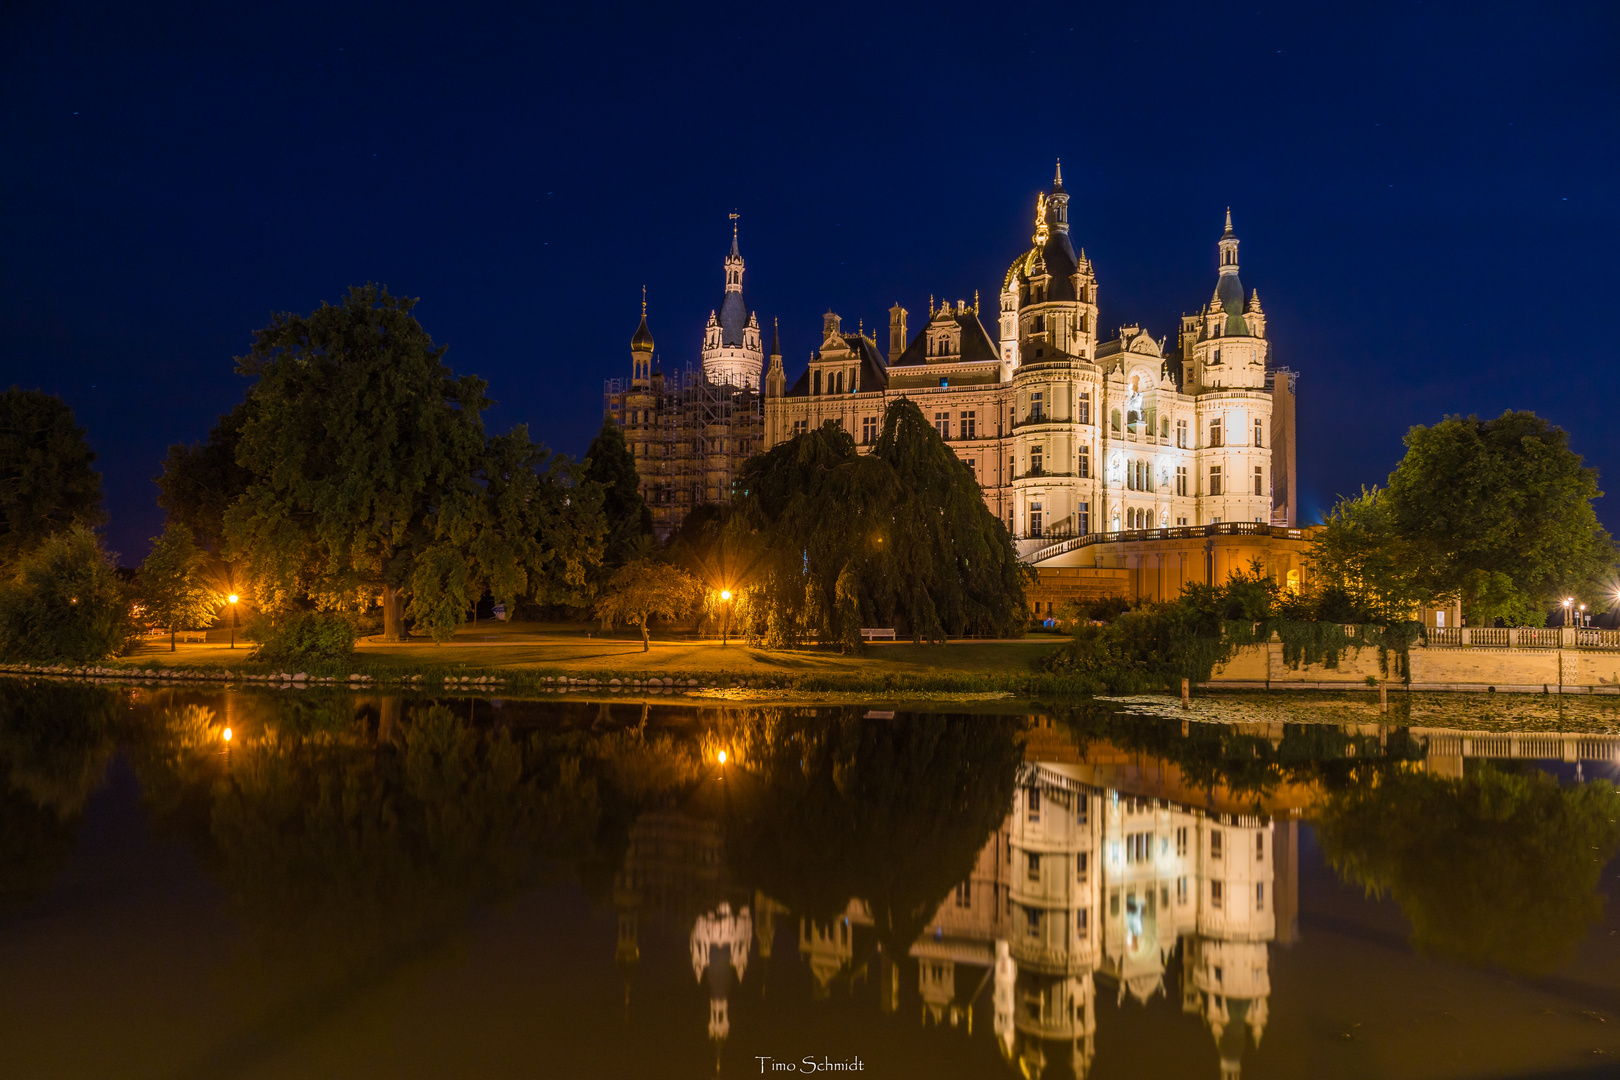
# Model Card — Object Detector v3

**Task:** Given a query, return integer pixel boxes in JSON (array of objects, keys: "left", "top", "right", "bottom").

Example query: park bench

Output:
[{"left": 860, "top": 628, "right": 896, "bottom": 641}]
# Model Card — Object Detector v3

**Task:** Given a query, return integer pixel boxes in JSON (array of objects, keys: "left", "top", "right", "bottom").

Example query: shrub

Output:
[
  {"left": 0, "top": 526, "right": 134, "bottom": 662},
  {"left": 249, "top": 610, "right": 356, "bottom": 665}
]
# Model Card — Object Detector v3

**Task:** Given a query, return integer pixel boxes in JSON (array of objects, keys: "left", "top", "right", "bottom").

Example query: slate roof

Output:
[
  {"left": 719, "top": 290, "right": 750, "bottom": 347},
  {"left": 630, "top": 313, "right": 654, "bottom": 352},
  {"left": 784, "top": 334, "right": 889, "bottom": 397},
  {"left": 1004, "top": 227, "right": 1081, "bottom": 302},
  {"left": 888, "top": 310, "right": 999, "bottom": 367}
]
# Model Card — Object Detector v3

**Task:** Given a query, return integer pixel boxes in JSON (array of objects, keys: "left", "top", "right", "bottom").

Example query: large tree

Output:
[
  {"left": 225, "top": 285, "right": 603, "bottom": 641},
  {"left": 593, "top": 558, "right": 704, "bottom": 650},
  {"left": 583, "top": 417, "right": 652, "bottom": 569},
  {"left": 729, "top": 398, "right": 1026, "bottom": 647},
  {"left": 1315, "top": 412, "right": 1614, "bottom": 625},
  {"left": 0, "top": 526, "right": 132, "bottom": 662},
  {"left": 0, "top": 388, "right": 104, "bottom": 564}
]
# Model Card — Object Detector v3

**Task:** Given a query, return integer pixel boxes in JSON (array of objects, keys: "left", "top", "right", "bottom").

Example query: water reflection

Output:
[{"left": 5, "top": 680, "right": 1620, "bottom": 1078}]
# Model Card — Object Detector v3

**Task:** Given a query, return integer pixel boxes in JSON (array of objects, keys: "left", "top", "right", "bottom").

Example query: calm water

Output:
[{"left": 5, "top": 680, "right": 1620, "bottom": 1080}]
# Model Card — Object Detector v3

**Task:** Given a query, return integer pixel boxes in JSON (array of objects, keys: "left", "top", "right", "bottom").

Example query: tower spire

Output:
[{"left": 1053, "top": 158, "right": 1064, "bottom": 190}]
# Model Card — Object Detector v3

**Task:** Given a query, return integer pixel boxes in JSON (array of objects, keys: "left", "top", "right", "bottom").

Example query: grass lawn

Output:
[{"left": 109, "top": 620, "right": 1066, "bottom": 685}]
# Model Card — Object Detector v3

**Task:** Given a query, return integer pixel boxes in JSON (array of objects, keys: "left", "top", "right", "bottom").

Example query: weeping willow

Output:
[{"left": 729, "top": 399, "right": 1027, "bottom": 648}]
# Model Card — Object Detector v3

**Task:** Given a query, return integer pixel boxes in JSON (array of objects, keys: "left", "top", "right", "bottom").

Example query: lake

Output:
[{"left": 4, "top": 678, "right": 1620, "bottom": 1079}]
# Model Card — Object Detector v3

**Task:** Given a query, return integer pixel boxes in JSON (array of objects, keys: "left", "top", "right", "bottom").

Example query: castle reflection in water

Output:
[{"left": 613, "top": 725, "right": 1304, "bottom": 1079}]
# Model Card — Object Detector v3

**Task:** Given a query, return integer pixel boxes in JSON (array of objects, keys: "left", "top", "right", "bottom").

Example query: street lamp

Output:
[
  {"left": 228, "top": 594, "right": 239, "bottom": 649},
  {"left": 1564, "top": 597, "right": 1573, "bottom": 628},
  {"left": 719, "top": 589, "right": 733, "bottom": 647}
]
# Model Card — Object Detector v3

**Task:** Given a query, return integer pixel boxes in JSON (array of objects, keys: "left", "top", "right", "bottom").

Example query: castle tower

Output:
[
  {"left": 1180, "top": 211, "right": 1273, "bottom": 526},
  {"left": 630, "top": 288, "right": 654, "bottom": 389},
  {"left": 701, "top": 215, "right": 765, "bottom": 388}
]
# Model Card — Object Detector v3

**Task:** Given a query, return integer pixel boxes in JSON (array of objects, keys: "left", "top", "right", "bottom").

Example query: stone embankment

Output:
[{"left": 0, "top": 662, "right": 765, "bottom": 696}]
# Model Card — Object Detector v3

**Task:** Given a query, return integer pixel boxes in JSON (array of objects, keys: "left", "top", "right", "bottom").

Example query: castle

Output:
[{"left": 606, "top": 166, "right": 1300, "bottom": 573}]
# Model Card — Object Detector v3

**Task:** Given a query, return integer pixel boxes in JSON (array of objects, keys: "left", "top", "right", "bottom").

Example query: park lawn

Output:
[{"left": 112, "top": 620, "right": 1064, "bottom": 681}]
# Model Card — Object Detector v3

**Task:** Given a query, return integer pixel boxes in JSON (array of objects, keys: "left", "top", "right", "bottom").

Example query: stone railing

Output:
[{"left": 1425, "top": 626, "right": 1618, "bottom": 649}]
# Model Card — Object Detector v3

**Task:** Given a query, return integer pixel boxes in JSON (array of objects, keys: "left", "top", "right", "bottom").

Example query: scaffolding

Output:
[{"left": 605, "top": 364, "right": 763, "bottom": 539}]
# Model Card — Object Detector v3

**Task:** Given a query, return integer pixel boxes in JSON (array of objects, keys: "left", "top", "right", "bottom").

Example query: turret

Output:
[
  {"left": 630, "top": 288, "right": 654, "bottom": 389},
  {"left": 888, "top": 302, "right": 907, "bottom": 363},
  {"left": 766, "top": 317, "right": 785, "bottom": 399}
]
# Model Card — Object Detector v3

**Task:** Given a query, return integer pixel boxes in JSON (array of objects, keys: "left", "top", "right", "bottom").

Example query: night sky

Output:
[{"left": 2, "top": 1, "right": 1615, "bottom": 562}]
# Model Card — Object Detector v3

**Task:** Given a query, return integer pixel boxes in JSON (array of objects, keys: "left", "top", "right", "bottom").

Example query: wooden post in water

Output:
[
  {"left": 1181, "top": 678, "right": 1190, "bottom": 709},
  {"left": 1379, "top": 681, "right": 1388, "bottom": 714}
]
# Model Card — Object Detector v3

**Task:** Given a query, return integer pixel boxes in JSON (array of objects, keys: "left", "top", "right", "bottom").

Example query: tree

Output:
[
  {"left": 136, "top": 522, "right": 218, "bottom": 651},
  {"left": 0, "top": 388, "right": 104, "bottom": 564},
  {"left": 1308, "top": 487, "right": 1430, "bottom": 623},
  {"left": 728, "top": 398, "right": 1026, "bottom": 647},
  {"left": 224, "top": 285, "right": 601, "bottom": 642},
  {"left": 1374, "top": 412, "right": 1612, "bottom": 624},
  {"left": 156, "top": 404, "right": 252, "bottom": 555},
  {"left": 594, "top": 558, "right": 704, "bottom": 650},
  {"left": 583, "top": 417, "right": 652, "bottom": 570},
  {"left": 0, "top": 526, "right": 132, "bottom": 662}
]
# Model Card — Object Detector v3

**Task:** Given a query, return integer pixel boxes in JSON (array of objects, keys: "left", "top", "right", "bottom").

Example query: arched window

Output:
[{"left": 813, "top": 370, "right": 822, "bottom": 396}]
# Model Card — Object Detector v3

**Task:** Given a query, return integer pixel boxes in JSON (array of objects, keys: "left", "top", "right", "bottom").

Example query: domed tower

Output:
[
  {"left": 701, "top": 216, "right": 764, "bottom": 388},
  {"left": 1179, "top": 211, "right": 1274, "bottom": 526},
  {"left": 1004, "top": 163, "right": 1105, "bottom": 551},
  {"left": 630, "top": 288, "right": 654, "bottom": 390}
]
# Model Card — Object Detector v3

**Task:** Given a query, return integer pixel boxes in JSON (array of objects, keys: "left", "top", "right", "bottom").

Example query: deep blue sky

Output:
[{"left": 2, "top": 0, "right": 1616, "bottom": 562}]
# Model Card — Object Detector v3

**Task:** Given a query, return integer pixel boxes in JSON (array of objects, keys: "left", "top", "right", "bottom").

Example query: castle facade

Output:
[{"left": 606, "top": 167, "right": 1299, "bottom": 562}]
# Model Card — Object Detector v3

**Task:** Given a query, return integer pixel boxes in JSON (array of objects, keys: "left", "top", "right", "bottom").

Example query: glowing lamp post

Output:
[
  {"left": 719, "top": 589, "right": 733, "bottom": 648},
  {"left": 1564, "top": 597, "right": 1573, "bottom": 627},
  {"left": 227, "top": 594, "right": 240, "bottom": 649}
]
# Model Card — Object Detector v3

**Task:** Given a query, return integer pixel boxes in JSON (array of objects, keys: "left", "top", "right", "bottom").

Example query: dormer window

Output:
[{"left": 1034, "top": 315, "right": 1046, "bottom": 333}]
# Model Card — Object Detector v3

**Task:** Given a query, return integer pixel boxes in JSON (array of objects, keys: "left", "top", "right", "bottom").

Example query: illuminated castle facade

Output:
[{"left": 606, "top": 167, "right": 1299, "bottom": 555}]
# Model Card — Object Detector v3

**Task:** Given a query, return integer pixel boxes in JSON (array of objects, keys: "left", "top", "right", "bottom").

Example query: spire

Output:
[
  {"left": 770, "top": 316, "right": 781, "bottom": 356},
  {"left": 729, "top": 211, "right": 740, "bottom": 257},
  {"left": 1223, "top": 207, "right": 1235, "bottom": 238},
  {"left": 1053, "top": 158, "right": 1065, "bottom": 191}
]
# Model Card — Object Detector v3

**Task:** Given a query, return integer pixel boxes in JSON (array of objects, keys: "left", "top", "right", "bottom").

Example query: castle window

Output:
[
  {"left": 1176, "top": 465, "right": 1188, "bottom": 496},
  {"left": 1077, "top": 445, "right": 1089, "bottom": 479},
  {"left": 1030, "top": 446, "right": 1043, "bottom": 475},
  {"left": 1111, "top": 409, "right": 1121, "bottom": 432},
  {"left": 1027, "top": 852, "right": 1042, "bottom": 882},
  {"left": 1212, "top": 880, "right": 1224, "bottom": 909},
  {"left": 1209, "top": 419, "right": 1223, "bottom": 447},
  {"left": 1255, "top": 419, "right": 1263, "bottom": 447},
  {"left": 966, "top": 459, "right": 976, "bottom": 481},
  {"left": 793, "top": 419, "right": 808, "bottom": 436},
  {"left": 960, "top": 411, "right": 976, "bottom": 438},
  {"left": 1210, "top": 467, "right": 1223, "bottom": 496},
  {"left": 834, "top": 370, "right": 844, "bottom": 394},
  {"left": 1254, "top": 466, "right": 1264, "bottom": 495},
  {"left": 1034, "top": 315, "right": 1045, "bottom": 333},
  {"left": 1027, "top": 787, "right": 1041, "bottom": 821},
  {"left": 1176, "top": 419, "right": 1188, "bottom": 447},
  {"left": 1077, "top": 391, "right": 1091, "bottom": 425},
  {"left": 934, "top": 411, "right": 950, "bottom": 439},
  {"left": 955, "top": 882, "right": 971, "bottom": 909},
  {"left": 813, "top": 371, "right": 822, "bottom": 396},
  {"left": 1211, "top": 830, "right": 1223, "bottom": 860},
  {"left": 1162, "top": 417, "right": 1170, "bottom": 439},
  {"left": 1029, "top": 392, "right": 1045, "bottom": 421},
  {"left": 862, "top": 416, "right": 877, "bottom": 444},
  {"left": 1029, "top": 502, "right": 1044, "bottom": 538},
  {"left": 1077, "top": 502, "right": 1089, "bottom": 535}
]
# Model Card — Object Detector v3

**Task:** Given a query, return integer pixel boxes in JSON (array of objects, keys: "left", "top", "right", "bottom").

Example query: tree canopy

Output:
[
  {"left": 0, "top": 387, "right": 104, "bottom": 564},
  {"left": 0, "top": 525, "right": 132, "bottom": 662},
  {"left": 222, "top": 285, "right": 604, "bottom": 640},
  {"left": 594, "top": 557, "right": 704, "bottom": 650},
  {"left": 729, "top": 398, "right": 1026, "bottom": 647},
  {"left": 1312, "top": 412, "right": 1615, "bottom": 624}
]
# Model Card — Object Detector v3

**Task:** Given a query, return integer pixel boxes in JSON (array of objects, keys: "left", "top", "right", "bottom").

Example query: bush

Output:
[
  {"left": 0, "top": 526, "right": 134, "bottom": 662},
  {"left": 249, "top": 610, "right": 356, "bottom": 665}
]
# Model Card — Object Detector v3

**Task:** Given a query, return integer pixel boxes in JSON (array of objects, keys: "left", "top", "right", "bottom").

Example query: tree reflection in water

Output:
[
  {"left": 1315, "top": 763, "right": 1620, "bottom": 975},
  {"left": 0, "top": 679, "right": 121, "bottom": 912}
]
